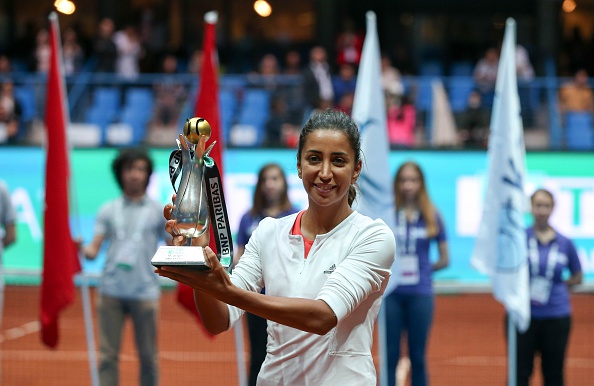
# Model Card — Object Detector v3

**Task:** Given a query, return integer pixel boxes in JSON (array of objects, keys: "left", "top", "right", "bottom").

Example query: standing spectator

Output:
[
  {"left": 0, "top": 55, "right": 11, "bottom": 74},
  {"left": 381, "top": 53, "right": 404, "bottom": 97},
  {"left": 0, "top": 180, "right": 16, "bottom": 249},
  {"left": 513, "top": 188, "right": 582, "bottom": 386},
  {"left": 34, "top": 28, "right": 51, "bottom": 73},
  {"left": 558, "top": 68, "right": 594, "bottom": 114},
  {"left": 282, "top": 49, "right": 302, "bottom": 75},
  {"left": 264, "top": 97, "right": 301, "bottom": 148},
  {"left": 81, "top": 148, "right": 169, "bottom": 386},
  {"left": 473, "top": 47, "right": 499, "bottom": 108},
  {"left": 386, "top": 93, "right": 416, "bottom": 148},
  {"left": 114, "top": 25, "right": 143, "bottom": 79},
  {"left": 458, "top": 89, "right": 489, "bottom": 148},
  {"left": 94, "top": 18, "right": 117, "bottom": 73},
  {"left": 302, "top": 46, "right": 334, "bottom": 115},
  {"left": 332, "top": 63, "right": 357, "bottom": 107},
  {"left": 62, "top": 27, "right": 84, "bottom": 76},
  {"left": 151, "top": 54, "right": 186, "bottom": 130},
  {"left": 384, "top": 161, "right": 449, "bottom": 386},
  {"left": 0, "top": 179, "right": 16, "bottom": 311},
  {"left": 516, "top": 45, "right": 535, "bottom": 81},
  {"left": 235, "top": 163, "right": 299, "bottom": 386},
  {"left": 0, "top": 79, "right": 22, "bottom": 145},
  {"left": 335, "top": 21, "right": 363, "bottom": 67}
]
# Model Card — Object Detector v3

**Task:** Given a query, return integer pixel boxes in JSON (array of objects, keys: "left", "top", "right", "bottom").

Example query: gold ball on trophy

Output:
[{"left": 183, "top": 117, "right": 212, "bottom": 144}]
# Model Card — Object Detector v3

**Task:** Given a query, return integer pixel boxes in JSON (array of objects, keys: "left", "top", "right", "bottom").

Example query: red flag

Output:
[
  {"left": 40, "top": 12, "right": 81, "bottom": 348},
  {"left": 176, "top": 10, "right": 224, "bottom": 338}
]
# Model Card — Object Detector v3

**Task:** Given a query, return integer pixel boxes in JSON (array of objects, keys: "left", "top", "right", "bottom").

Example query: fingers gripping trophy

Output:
[{"left": 151, "top": 117, "right": 233, "bottom": 273}]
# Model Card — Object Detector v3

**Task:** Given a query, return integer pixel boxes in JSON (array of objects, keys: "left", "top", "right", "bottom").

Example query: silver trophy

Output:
[{"left": 151, "top": 117, "right": 215, "bottom": 269}]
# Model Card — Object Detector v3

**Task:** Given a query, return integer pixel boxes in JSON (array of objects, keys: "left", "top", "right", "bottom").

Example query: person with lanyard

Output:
[
  {"left": 235, "top": 163, "right": 299, "bottom": 386},
  {"left": 383, "top": 161, "right": 449, "bottom": 386},
  {"left": 156, "top": 109, "right": 396, "bottom": 386},
  {"left": 514, "top": 188, "right": 582, "bottom": 386},
  {"left": 81, "top": 148, "right": 170, "bottom": 386}
]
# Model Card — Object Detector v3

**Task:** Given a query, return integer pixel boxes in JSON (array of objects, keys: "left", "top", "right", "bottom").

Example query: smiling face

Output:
[{"left": 297, "top": 128, "right": 361, "bottom": 211}]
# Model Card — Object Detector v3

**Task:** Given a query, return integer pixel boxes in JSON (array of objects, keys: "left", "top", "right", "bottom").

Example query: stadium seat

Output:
[
  {"left": 14, "top": 86, "right": 37, "bottom": 124},
  {"left": 419, "top": 61, "right": 444, "bottom": 77},
  {"left": 565, "top": 111, "right": 594, "bottom": 150},
  {"left": 448, "top": 76, "right": 476, "bottom": 112},
  {"left": 92, "top": 87, "right": 120, "bottom": 112},
  {"left": 450, "top": 61, "right": 474, "bottom": 76},
  {"left": 124, "top": 88, "right": 154, "bottom": 111}
]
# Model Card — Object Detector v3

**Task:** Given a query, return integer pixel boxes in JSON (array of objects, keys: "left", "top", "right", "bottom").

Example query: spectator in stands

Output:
[
  {"left": 473, "top": 47, "right": 499, "bottom": 108},
  {"left": 335, "top": 20, "right": 363, "bottom": 67},
  {"left": 282, "top": 49, "right": 302, "bottom": 75},
  {"left": 458, "top": 89, "right": 489, "bottom": 148},
  {"left": 264, "top": 97, "right": 301, "bottom": 148},
  {"left": 381, "top": 53, "right": 404, "bottom": 97},
  {"left": 94, "top": 18, "right": 117, "bottom": 73},
  {"left": 516, "top": 45, "right": 535, "bottom": 81},
  {"left": 302, "top": 46, "right": 334, "bottom": 115},
  {"left": 0, "top": 55, "right": 11, "bottom": 74},
  {"left": 81, "top": 148, "right": 169, "bottom": 386},
  {"left": 558, "top": 68, "right": 594, "bottom": 114},
  {"left": 34, "top": 28, "right": 50, "bottom": 73},
  {"left": 0, "top": 79, "right": 22, "bottom": 144},
  {"left": 62, "top": 27, "right": 84, "bottom": 76},
  {"left": 513, "top": 188, "right": 582, "bottom": 386},
  {"left": 0, "top": 179, "right": 16, "bottom": 317},
  {"left": 187, "top": 49, "right": 203, "bottom": 75},
  {"left": 384, "top": 161, "right": 449, "bottom": 386},
  {"left": 234, "top": 163, "right": 299, "bottom": 386},
  {"left": 386, "top": 92, "right": 416, "bottom": 148},
  {"left": 152, "top": 54, "right": 186, "bottom": 130},
  {"left": 332, "top": 63, "right": 357, "bottom": 107},
  {"left": 335, "top": 90, "right": 354, "bottom": 117},
  {"left": 114, "top": 24, "right": 143, "bottom": 79},
  {"left": 249, "top": 53, "right": 281, "bottom": 91}
]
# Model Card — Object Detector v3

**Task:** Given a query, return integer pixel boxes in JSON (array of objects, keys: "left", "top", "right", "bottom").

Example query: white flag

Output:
[
  {"left": 431, "top": 78, "right": 459, "bottom": 147},
  {"left": 470, "top": 18, "right": 530, "bottom": 332},
  {"left": 352, "top": 11, "right": 396, "bottom": 232}
]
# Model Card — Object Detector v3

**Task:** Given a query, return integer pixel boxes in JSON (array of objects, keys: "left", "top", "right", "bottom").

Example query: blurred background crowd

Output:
[{"left": 0, "top": 0, "right": 593, "bottom": 150}]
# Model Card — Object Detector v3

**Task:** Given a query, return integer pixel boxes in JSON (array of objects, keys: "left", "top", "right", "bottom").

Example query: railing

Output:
[{"left": 3, "top": 71, "right": 592, "bottom": 150}]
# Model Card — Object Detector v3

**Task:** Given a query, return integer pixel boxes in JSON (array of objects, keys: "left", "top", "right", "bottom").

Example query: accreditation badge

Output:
[
  {"left": 396, "top": 254, "right": 420, "bottom": 285},
  {"left": 530, "top": 276, "right": 552, "bottom": 305}
]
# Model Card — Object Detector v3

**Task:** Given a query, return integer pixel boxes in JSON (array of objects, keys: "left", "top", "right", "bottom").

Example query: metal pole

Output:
[
  {"left": 79, "top": 268, "right": 100, "bottom": 386},
  {"left": 508, "top": 317, "right": 517, "bottom": 386},
  {"left": 233, "top": 316, "right": 247, "bottom": 386}
]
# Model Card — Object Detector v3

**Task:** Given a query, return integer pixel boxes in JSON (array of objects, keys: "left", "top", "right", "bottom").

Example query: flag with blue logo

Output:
[
  {"left": 351, "top": 11, "right": 396, "bottom": 233},
  {"left": 471, "top": 18, "right": 530, "bottom": 333}
]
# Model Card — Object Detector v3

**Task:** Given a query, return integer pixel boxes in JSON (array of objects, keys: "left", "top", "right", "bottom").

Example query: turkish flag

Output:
[
  {"left": 176, "top": 11, "right": 225, "bottom": 338},
  {"left": 40, "top": 12, "right": 81, "bottom": 348}
]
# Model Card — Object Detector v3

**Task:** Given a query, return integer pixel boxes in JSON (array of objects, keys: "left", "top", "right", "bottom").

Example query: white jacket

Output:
[{"left": 228, "top": 211, "right": 395, "bottom": 386}]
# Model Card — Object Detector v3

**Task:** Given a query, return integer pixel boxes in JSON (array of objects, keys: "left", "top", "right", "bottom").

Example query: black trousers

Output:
[
  {"left": 509, "top": 315, "right": 571, "bottom": 386},
  {"left": 246, "top": 312, "right": 268, "bottom": 386}
]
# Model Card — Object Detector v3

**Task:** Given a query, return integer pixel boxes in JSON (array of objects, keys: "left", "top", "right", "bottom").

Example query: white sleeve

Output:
[
  {"left": 317, "top": 220, "right": 396, "bottom": 322},
  {"left": 225, "top": 217, "right": 270, "bottom": 329}
]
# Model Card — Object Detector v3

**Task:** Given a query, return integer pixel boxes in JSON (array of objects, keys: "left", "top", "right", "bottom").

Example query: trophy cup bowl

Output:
[{"left": 151, "top": 117, "right": 214, "bottom": 269}]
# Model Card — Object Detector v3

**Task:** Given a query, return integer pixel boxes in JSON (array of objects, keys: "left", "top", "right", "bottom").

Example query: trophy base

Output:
[{"left": 151, "top": 245, "right": 211, "bottom": 270}]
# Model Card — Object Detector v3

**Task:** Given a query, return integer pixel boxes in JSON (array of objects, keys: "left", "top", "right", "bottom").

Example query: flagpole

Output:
[
  {"left": 47, "top": 12, "right": 99, "bottom": 385},
  {"left": 508, "top": 317, "right": 516, "bottom": 386}
]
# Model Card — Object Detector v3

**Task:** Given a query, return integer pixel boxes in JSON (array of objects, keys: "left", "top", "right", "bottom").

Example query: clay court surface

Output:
[{"left": 1, "top": 285, "right": 592, "bottom": 385}]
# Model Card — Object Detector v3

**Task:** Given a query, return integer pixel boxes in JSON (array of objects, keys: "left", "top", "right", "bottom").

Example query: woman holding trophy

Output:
[{"left": 156, "top": 109, "right": 395, "bottom": 386}]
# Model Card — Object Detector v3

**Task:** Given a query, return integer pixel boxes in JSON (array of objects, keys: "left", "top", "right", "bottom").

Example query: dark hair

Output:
[
  {"left": 530, "top": 188, "right": 555, "bottom": 206},
  {"left": 297, "top": 109, "right": 361, "bottom": 206},
  {"left": 393, "top": 161, "right": 438, "bottom": 237},
  {"left": 251, "top": 163, "right": 293, "bottom": 215},
  {"left": 112, "top": 147, "right": 154, "bottom": 190}
]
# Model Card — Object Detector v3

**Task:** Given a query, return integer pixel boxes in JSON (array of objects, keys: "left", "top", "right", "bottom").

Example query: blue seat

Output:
[
  {"left": 92, "top": 87, "right": 120, "bottom": 113},
  {"left": 414, "top": 78, "right": 434, "bottom": 112},
  {"left": 448, "top": 77, "right": 476, "bottom": 112},
  {"left": 565, "top": 112, "right": 594, "bottom": 150},
  {"left": 219, "top": 90, "right": 237, "bottom": 143},
  {"left": 419, "top": 61, "right": 444, "bottom": 77},
  {"left": 241, "top": 89, "right": 270, "bottom": 111},
  {"left": 450, "top": 61, "right": 474, "bottom": 76},
  {"left": 14, "top": 86, "right": 37, "bottom": 124},
  {"left": 119, "top": 107, "right": 150, "bottom": 145},
  {"left": 124, "top": 88, "right": 153, "bottom": 111}
]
